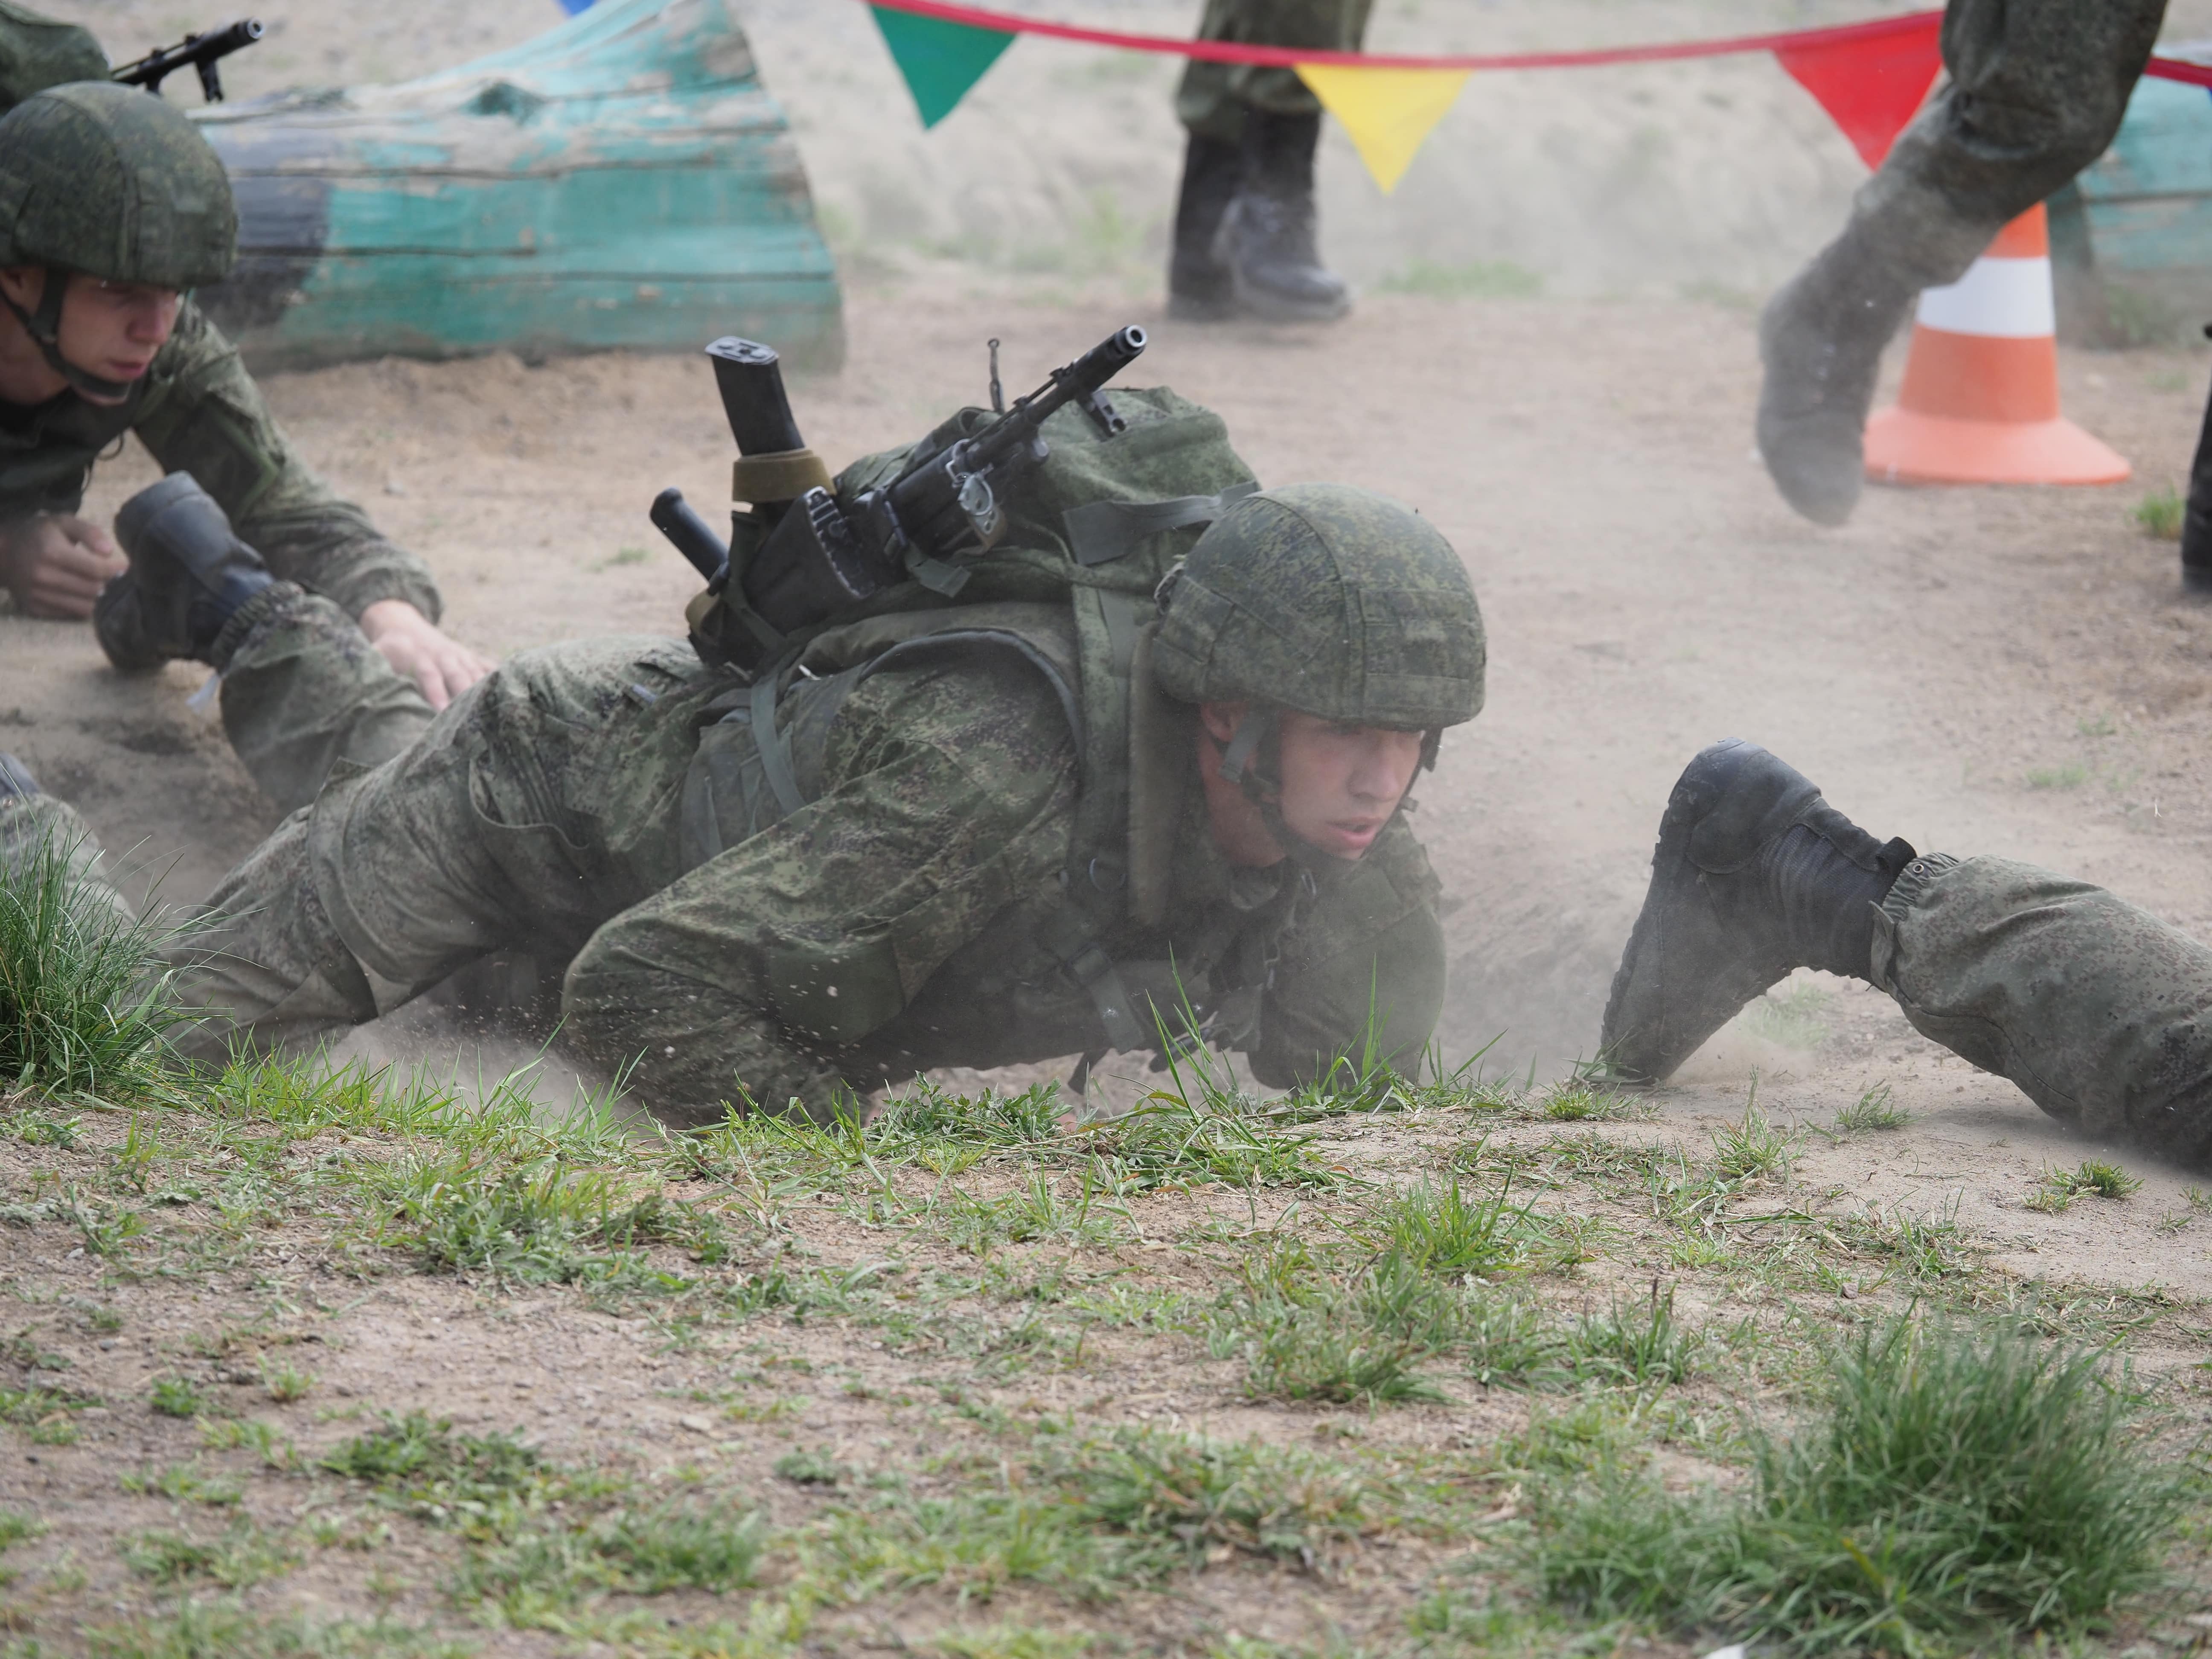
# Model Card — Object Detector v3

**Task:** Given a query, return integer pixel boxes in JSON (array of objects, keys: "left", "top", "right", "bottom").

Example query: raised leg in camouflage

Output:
[
  {"left": 1871, "top": 853, "right": 2212, "bottom": 1166},
  {"left": 1758, "top": 0, "right": 2168, "bottom": 525}
]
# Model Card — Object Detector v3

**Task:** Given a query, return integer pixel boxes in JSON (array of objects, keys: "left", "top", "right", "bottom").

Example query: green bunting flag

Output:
[{"left": 870, "top": 5, "right": 1015, "bottom": 128}]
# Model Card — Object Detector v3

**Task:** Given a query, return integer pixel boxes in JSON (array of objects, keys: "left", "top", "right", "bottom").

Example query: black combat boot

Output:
[
  {"left": 1168, "top": 134, "right": 1243, "bottom": 320},
  {"left": 1220, "top": 111, "right": 1350, "bottom": 323},
  {"left": 1601, "top": 739, "right": 1916, "bottom": 1083},
  {"left": 94, "top": 472, "right": 274, "bottom": 672},
  {"left": 2183, "top": 329, "right": 2212, "bottom": 596},
  {"left": 1755, "top": 231, "right": 1918, "bottom": 526}
]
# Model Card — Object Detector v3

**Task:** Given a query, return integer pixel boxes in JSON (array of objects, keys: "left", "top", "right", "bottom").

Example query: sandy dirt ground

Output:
[{"left": 4, "top": 3, "right": 2212, "bottom": 1648}]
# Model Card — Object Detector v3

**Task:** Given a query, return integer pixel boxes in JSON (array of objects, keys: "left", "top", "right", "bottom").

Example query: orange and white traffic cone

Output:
[{"left": 1863, "top": 204, "right": 2128, "bottom": 486}]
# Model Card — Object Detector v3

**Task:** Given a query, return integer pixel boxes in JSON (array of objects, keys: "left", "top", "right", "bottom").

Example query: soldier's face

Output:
[
  {"left": 1273, "top": 710, "right": 1426, "bottom": 859},
  {"left": 56, "top": 274, "right": 182, "bottom": 401},
  {"left": 0, "top": 268, "right": 183, "bottom": 405},
  {"left": 1198, "top": 701, "right": 1425, "bottom": 864}
]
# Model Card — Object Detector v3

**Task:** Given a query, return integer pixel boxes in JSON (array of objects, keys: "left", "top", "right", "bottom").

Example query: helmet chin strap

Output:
[{"left": 1, "top": 269, "right": 134, "bottom": 403}]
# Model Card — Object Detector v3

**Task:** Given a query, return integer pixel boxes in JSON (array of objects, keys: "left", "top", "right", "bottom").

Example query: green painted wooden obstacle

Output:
[{"left": 192, "top": 0, "right": 843, "bottom": 372}]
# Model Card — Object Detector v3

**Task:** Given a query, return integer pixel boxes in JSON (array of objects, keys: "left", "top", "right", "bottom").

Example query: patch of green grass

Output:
[
  {"left": 1710, "top": 1093, "right": 1794, "bottom": 1182},
  {"left": 873, "top": 1078, "right": 1063, "bottom": 1150},
  {"left": 149, "top": 1377, "right": 203, "bottom": 1419},
  {"left": 200, "top": 1417, "right": 295, "bottom": 1469},
  {"left": 1379, "top": 259, "right": 1543, "bottom": 300},
  {"left": 1363, "top": 1172, "right": 1543, "bottom": 1278},
  {"left": 1050, "top": 1426, "right": 1377, "bottom": 1576},
  {"left": 2025, "top": 761, "right": 2090, "bottom": 791},
  {"left": 451, "top": 1499, "right": 765, "bottom": 1613},
  {"left": 1566, "top": 1283, "right": 1702, "bottom": 1386},
  {"left": 120, "top": 1519, "right": 298, "bottom": 1588},
  {"left": 0, "top": 822, "right": 198, "bottom": 1100},
  {"left": 120, "top": 1461, "right": 243, "bottom": 1506},
  {"left": 1832, "top": 1201, "right": 1972, "bottom": 1284},
  {"left": 259, "top": 1354, "right": 315, "bottom": 1404},
  {"left": 2029, "top": 1159, "right": 2143, "bottom": 1211},
  {"left": 924, "top": 1169, "right": 1132, "bottom": 1253},
  {"left": 1835, "top": 1083, "right": 1910, "bottom": 1132},
  {"left": 2133, "top": 484, "right": 2185, "bottom": 540},
  {"left": 775, "top": 1447, "right": 847, "bottom": 1486},
  {"left": 1536, "top": 1083, "right": 1640, "bottom": 1122},
  {"left": 0, "top": 1383, "right": 86, "bottom": 1444},
  {"left": 1528, "top": 1318, "right": 2188, "bottom": 1654},
  {"left": 926, "top": 1627, "right": 1099, "bottom": 1659},
  {"left": 84, "top": 1606, "right": 469, "bottom": 1659},
  {"left": 1740, "top": 984, "right": 1831, "bottom": 1050},
  {"left": 320, "top": 1410, "right": 579, "bottom": 1522},
  {"left": 372, "top": 1153, "right": 712, "bottom": 1288},
  {"left": 1210, "top": 1239, "right": 1447, "bottom": 1406},
  {"left": 1222, "top": 1284, "right": 1444, "bottom": 1406}
]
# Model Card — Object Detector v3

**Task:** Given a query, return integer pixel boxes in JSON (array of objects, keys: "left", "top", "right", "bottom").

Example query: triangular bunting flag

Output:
[
  {"left": 1774, "top": 15, "right": 1942, "bottom": 169},
  {"left": 1294, "top": 64, "right": 1470, "bottom": 194},
  {"left": 870, "top": 5, "right": 1016, "bottom": 128}
]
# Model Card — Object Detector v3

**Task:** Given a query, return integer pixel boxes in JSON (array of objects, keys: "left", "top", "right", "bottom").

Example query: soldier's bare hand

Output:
[
  {"left": 358, "top": 599, "right": 492, "bottom": 710},
  {"left": 0, "top": 513, "right": 128, "bottom": 619}
]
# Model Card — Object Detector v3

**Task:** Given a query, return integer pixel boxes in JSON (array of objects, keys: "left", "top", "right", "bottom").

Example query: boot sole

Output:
[{"left": 1230, "top": 282, "right": 1351, "bottom": 323}]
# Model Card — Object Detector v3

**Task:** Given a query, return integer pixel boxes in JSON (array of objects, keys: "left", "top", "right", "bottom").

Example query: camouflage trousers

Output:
[
  {"left": 1872, "top": 854, "right": 2212, "bottom": 1164},
  {"left": 1176, "top": 0, "right": 1373, "bottom": 143},
  {"left": 12, "top": 591, "right": 712, "bottom": 1073},
  {"left": 1844, "top": 0, "right": 2166, "bottom": 289}
]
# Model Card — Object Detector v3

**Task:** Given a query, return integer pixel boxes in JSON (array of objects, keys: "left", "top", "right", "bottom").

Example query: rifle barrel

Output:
[{"left": 972, "top": 325, "right": 1146, "bottom": 463}]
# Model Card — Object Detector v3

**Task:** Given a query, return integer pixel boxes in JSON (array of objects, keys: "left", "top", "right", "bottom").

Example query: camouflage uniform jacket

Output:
[
  {"left": 551, "top": 623, "right": 1446, "bottom": 1117},
  {"left": 0, "top": 299, "right": 440, "bottom": 620}
]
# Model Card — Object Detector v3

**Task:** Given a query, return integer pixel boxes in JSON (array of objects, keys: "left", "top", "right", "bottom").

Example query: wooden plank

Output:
[{"left": 192, "top": 0, "right": 843, "bottom": 371}]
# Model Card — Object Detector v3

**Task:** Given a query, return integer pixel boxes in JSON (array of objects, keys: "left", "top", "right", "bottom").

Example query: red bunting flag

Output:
[{"left": 1773, "top": 13, "right": 1943, "bottom": 169}]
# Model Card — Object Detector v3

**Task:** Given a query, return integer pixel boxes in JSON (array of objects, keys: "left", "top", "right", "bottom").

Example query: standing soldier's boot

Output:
[
  {"left": 1220, "top": 110, "right": 1350, "bottom": 322},
  {"left": 1169, "top": 134, "right": 1244, "bottom": 320},
  {"left": 94, "top": 471, "right": 275, "bottom": 670},
  {"left": 1755, "top": 237, "right": 1918, "bottom": 527},
  {"left": 2183, "top": 337, "right": 2212, "bottom": 596},
  {"left": 1601, "top": 739, "right": 1915, "bottom": 1082}
]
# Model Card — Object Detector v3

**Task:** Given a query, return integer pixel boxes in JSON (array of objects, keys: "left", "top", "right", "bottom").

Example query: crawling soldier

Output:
[{"left": 0, "top": 78, "right": 487, "bottom": 721}]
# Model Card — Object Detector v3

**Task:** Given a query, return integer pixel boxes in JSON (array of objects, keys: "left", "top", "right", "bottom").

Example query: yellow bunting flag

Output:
[{"left": 1293, "top": 64, "right": 1470, "bottom": 194}]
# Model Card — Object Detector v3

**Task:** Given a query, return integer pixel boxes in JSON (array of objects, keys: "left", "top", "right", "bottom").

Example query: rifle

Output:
[
  {"left": 114, "top": 19, "right": 264, "bottom": 103},
  {"left": 653, "top": 324, "right": 1149, "bottom": 675}
]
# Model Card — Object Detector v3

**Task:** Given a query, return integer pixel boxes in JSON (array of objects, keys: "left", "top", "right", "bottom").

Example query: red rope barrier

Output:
[
  {"left": 865, "top": 0, "right": 2212, "bottom": 90},
  {"left": 861, "top": 0, "right": 1944, "bottom": 71}
]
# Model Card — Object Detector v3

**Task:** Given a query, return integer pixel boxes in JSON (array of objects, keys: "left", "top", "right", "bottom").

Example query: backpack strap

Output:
[{"left": 1060, "top": 482, "right": 1260, "bottom": 567}]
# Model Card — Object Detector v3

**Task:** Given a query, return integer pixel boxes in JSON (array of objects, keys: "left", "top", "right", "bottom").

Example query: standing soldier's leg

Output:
[
  {"left": 1758, "top": 0, "right": 2167, "bottom": 525},
  {"left": 1171, "top": 0, "right": 1371, "bottom": 321},
  {"left": 1604, "top": 741, "right": 2212, "bottom": 1166}
]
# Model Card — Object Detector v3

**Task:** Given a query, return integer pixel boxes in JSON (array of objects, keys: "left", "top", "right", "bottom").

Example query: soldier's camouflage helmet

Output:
[
  {"left": 0, "top": 81, "right": 236, "bottom": 288},
  {"left": 1152, "top": 483, "right": 1485, "bottom": 730}
]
